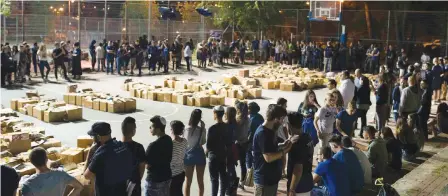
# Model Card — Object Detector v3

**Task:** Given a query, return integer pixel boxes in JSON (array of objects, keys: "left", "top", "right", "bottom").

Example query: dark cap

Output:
[{"left": 88, "top": 122, "right": 112, "bottom": 136}]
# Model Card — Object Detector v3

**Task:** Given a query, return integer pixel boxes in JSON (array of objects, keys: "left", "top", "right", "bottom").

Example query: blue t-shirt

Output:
[
  {"left": 21, "top": 170, "right": 75, "bottom": 196},
  {"left": 333, "top": 149, "right": 365, "bottom": 193},
  {"left": 336, "top": 110, "right": 357, "bottom": 137},
  {"left": 314, "top": 158, "right": 351, "bottom": 196},
  {"left": 262, "top": 40, "right": 270, "bottom": 49},
  {"left": 324, "top": 46, "right": 333, "bottom": 58},
  {"left": 252, "top": 40, "right": 260, "bottom": 50},
  {"left": 106, "top": 46, "right": 115, "bottom": 59},
  {"left": 253, "top": 126, "right": 282, "bottom": 186}
]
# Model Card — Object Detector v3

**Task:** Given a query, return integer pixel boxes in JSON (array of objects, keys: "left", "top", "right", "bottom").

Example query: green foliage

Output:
[
  {"left": 0, "top": 0, "right": 11, "bottom": 16},
  {"left": 120, "top": 1, "right": 159, "bottom": 21}
]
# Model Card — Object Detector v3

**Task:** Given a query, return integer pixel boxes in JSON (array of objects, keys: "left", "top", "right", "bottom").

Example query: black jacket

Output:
[{"left": 355, "top": 85, "right": 371, "bottom": 105}]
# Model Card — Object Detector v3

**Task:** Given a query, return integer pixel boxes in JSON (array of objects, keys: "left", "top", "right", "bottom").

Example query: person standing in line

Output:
[
  {"left": 420, "top": 52, "right": 431, "bottom": 65},
  {"left": 235, "top": 102, "right": 250, "bottom": 189},
  {"left": 355, "top": 76, "right": 371, "bottom": 136},
  {"left": 11, "top": 45, "right": 20, "bottom": 82},
  {"left": 206, "top": 106, "right": 229, "bottom": 196},
  {"left": 144, "top": 116, "right": 173, "bottom": 196},
  {"left": 24, "top": 44, "right": 32, "bottom": 81},
  {"left": 1, "top": 165, "right": 21, "bottom": 196},
  {"left": 71, "top": 42, "right": 82, "bottom": 80},
  {"left": 314, "top": 93, "right": 337, "bottom": 148},
  {"left": 116, "top": 44, "right": 125, "bottom": 75},
  {"left": 246, "top": 102, "right": 264, "bottom": 183},
  {"left": 106, "top": 41, "right": 115, "bottom": 74},
  {"left": 95, "top": 43, "right": 105, "bottom": 72},
  {"left": 253, "top": 104, "right": 292, "bottom": 196},
  {"left": 184, "top": 41, "right": 192, "bottom": 71},
  {"left": 252, "top": 37, "right": 260, "bottom": 64},
  {"left": 122, "top": 43, "right": 131, "bottom": 75},
  {"left": 51, "top": 42, "right": 69, "bottom": 81},
  {"left": 432, "top": 58, "right": 443, "bottom": 103},
  {"left": 336, "top": 102, "right": 358, "bottom": 137},
  {"left": 83, "top": 122, "right": 133, "bottom": 196},
  {"left": 338, "top": 71, "right": 356, "bottom": 108},
  {"left": 286, "top": 112, "right": 314, "bottom": 196},
  {"left": 31, "top": 42, "right": 38, "bottom": 77},
  {"left": 312, "top": 147, "right": 351, "bottom": 196},
  {"left": 277, "top": 98, "right": 290, "bottom": 177},
  {"left": 20, "top": 148, "right": 83, "bottom": 196},
  {"left": 392, "top": 77, "right": 407, "bottom": 123},
  {"left": 323, "top": 41, "right": 333, "bottom": 72},
  {"left": 386, "top": 45, "right": 396, "bottom": 72},
  {"left": 184, "top": 109, "right": 206, "bottom": 196},
  {"left": 375, "top": 74, "right": 389, "bottom": 131},
  {"left": 341, "top": 136, "right": 372, "bottom": 185},
  {"left": 329, "top": 135, "right": 365, "bottom": 194},
  {"left": 89, "top": 40, "right": 97, "bottom": 71},
  {"left": 399, "top": 75, "right": 421, "bottom": 119},
  {"left": 121, "top": 117, "right": 146, "bottom": 196},
  {"left": 418, "top": 80, "right": 432, "bottom": 140},
  {"left": 129, "top": 43, "right": 137, "bottom": 74},
  {"left": 37, "top": 44, "right": 50, "bottom": 82},
  {"left": 169, "top": 120, "right": 188, "bottom": 196},
  {"left": 225, "top": 106, "right": 239, "bottom": 195},
  {"left": 298, "top": 90, "right": 320, "bottom": 146},
  {"left": 162, "top": 41, "right": 170, "bottom": 73},
  {"left": 370, "top": 44, "right": 380, "bottom": 74}
]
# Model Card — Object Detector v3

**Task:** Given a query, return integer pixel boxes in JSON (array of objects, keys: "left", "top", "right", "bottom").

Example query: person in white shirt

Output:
[
  {"left": 314, "top": 93, "right": 337, "bottom": 148},
  {"left": 342, "top": 136, "right": 372, "bottom": 184},
  {"left": 37, "top": 44, "right": 50, "bottom": 80},
  {"left": 95, "top": 43, "right": 105, "bottom": 72},
  {"left": 420, "top": 52, "right": 430, "bottom": 65},
  {"left": 170, "top": 120, "right": 188, "bottom": 196},
  {"left": 338, "top": 71, "right": 356, "bottom": 108},
  {"left": 184, "top": 42, "right": 192, "bottom": 71}
]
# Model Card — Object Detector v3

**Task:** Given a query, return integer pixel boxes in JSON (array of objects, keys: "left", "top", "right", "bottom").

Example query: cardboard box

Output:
[
  {"left": 195, "top": 95, "right": 210, "bottom": 107},
  {"left": 124, "top": 98, "right": 136, "bottom": 112},
  {"left": 77, "top": 136, "right": 93, "bottom": 148},
  {"left": 50, "top": 101, "right": 66, "bottom": 108},
  {"left": 65, "top": 106, "right": 83, "bottom": 121},
  {"left": 18, "top": 108, "right": 27, "bottom": 115},
  {"left": 166, "top": 80, "right": 176, "bottom": 88},
  {"left": 67, "top": 84, "right": 78, "bottom": 93},
  {"left": 239, "top": 69, "right": 249, "bottom": 78},
  {"left": 99, "top": 100, "right": 108, "bottom": 112},
  {"left": 33, "top": 105, "right": 48, "bottom": 120},
  {"left": 223, "top": 75, "right": 236, "bottom": 85},
  {"left": 280, "top": 82, "right": 295, "bottom": 91},
  {"left": 16, "top": 162, "right": 36, "bottom": 176},
  {"left": 187, "top": 96, "right": 195, "bottom": 106},
  {"left": 130, "top": 88, "right": 137, "bottom": 97},
  {"left": 261, "top": 80, "right": 275, "bottom": 89},
  {"left": 63, "top": 94, "right": 70, "bottom": 103},
  {"left": 17, "top": 99, "right": 38, "bottom": 109},
  {"left": 107, "top": 100, "right": 125, "bottom": 113},
  {"left": 135, "top": 89, "right": 144, "bottom": 99},
  {"left": 76, "top": 94, "right": 86, "bottom": 106},
  {"left": 177, "top": 94, "right": 188, "bottom": 105},
  {"left": 43, "top": 108, "right": 67, "bottom": 122},
  {"left": 210, "top": 95, "right": 225, "bottom": 106},
  {"left": 93, "top": 99, "right": 100, "bottom": 110},
  {"left": 237, "top": 90, "right": 248, "bottom": 100},
  {"left": 274, "top": 80, "right": 282, "bottom": 89},
  {"left": 61, "top": 148, "right": 84, "bottom": 164},
  {"left": 248, "top": 88, "right": 262, "bottom": 99},
  {"left": 227, "top": 89, "right": 238, "bottom": 98},
  {"left": 26, "top": 90, "right": 38, "bottom": 98},
  {"left": 41, "top": 138, "right": 62, "bottom": 149},
  {"left": 82, "top": 98, "right": 93, "bottom": 109},
  {"left": 175, "top": 81, "right": 187, "bottom": 90},
  {"left": 10, "top": 99, "right": 18, "bottom": 111},
  {"left": 171, "top": 93, "right": 179, "bottom": 104},
  {"left": 156, "top": 91, "right": 165, "bottom": 101},
  {"left": 6, "top": 132, "right": 31, "bottom": 155},
  {"left": 68, "top": 93, "right": 77, "bottom": 105},
  {"left": 26, "top": 104, "right": 35, "bottom": 116},
  {"left": 147, "top": 90, "right": 158, "bottom": 100}
]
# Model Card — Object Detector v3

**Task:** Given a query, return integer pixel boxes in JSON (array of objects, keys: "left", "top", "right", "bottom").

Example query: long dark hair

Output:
[
  {"left": 437, "top": 102, "right": 448, "bottom": 117},
  {"left": 303, "top": 90, "right": 319, "bottom": 109},
  {"left": 225, "top": 107, "right": 237, "bottom": 125},
  {"left": 236, "top": 102, "right": 248, "bottom": 123},
  {"left": 188, "top": 109, "right": 202, "bottom": 128}
]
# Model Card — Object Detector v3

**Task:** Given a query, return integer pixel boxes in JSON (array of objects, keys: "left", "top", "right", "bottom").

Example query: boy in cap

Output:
[
  {"left": 83, "top": 122, "right": 133, "bottom": 196},
  {"left": 144, "top": 115, "right": 173, "bottom": 196},
  {"left": 206, "top": 106, "right": 230, "bottom": 196}
]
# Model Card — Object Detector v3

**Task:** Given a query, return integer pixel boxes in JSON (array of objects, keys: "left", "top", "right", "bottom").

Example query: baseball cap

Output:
[
  {"left": 88, "top": 122, "right": 112, "bottom": 136},
  {"left": 213, "top": 105, "right": 224, "bottom": 112}
]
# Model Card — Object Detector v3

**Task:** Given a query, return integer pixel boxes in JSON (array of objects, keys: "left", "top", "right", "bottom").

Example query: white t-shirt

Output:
[
  {"left": 277, "top": 117, "right": 288, "bottom": 141},
  {"left": 184, "top": 126, "right": 206, "bottom": 152},
  {"left": 338, "top": 79, "right": 356, "bottom": 108},
  {"left": 184, "top": 45, "right": 192, "bottom": 57},
  {"left": 171, "top": 138, "right": 188, "bottom": 176},
  {"left": 95, "top": 46, "right": 105, "bottom": 59},
  {"left": 348, "top": 147, "right": 372, "bottom": 184},
  {"left": 315, "top": 106, "right": 337, "bottom": 134}
]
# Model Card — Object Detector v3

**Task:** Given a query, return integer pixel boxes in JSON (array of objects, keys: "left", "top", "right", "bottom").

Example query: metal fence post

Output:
[
  {"left": 15, "top": 17, "right": 18, "bottom": 44},
  {"left": 104, "top": 0, "right": 107, "bottom": 39},
  {"left": 148, "top": 0, "right": 151, "bottom": 36},
  {"left": 77, "top": 0, "right": 80, "bottom": 41},
  {"left": 386, "top": 10, "right": 390, "bottom": 65},
  {"left": 3, "top": 16, "right": 6, "bottom": 44},
  {"left": 21, "top": 0, "right": 24, "bottom": 41}
]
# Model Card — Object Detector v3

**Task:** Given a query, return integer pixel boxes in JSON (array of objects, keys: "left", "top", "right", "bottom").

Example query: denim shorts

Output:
[{"left": 144, "top": 180, "right": 171, "bottom": 196}]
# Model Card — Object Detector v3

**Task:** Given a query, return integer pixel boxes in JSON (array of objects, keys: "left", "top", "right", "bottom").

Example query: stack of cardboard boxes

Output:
[
  {"left": 123, "top": 76, "right": 263, "bottom": 108},
  {"left": 1, "top": 109, "right": 95, "bottom": 195},
  {"left": 10, "top": 91, "right": 83, "bottom": 122},
  {"left": 243, "top": 63, "right": 327, "bottom": 92},
  {"left": 63, "top": 85, "right": 136, "bottom": 113}
]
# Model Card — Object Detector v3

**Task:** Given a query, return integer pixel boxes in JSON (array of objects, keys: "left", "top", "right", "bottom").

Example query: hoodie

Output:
[
  {"left": 399, "top": 86, "right": 421, "bottom": 114},
  {"left": 89, "top": 40, "right": 96, "bottom": 56},
  {"left": 248, "top": 102, "right": 264, "bottom": 143}
]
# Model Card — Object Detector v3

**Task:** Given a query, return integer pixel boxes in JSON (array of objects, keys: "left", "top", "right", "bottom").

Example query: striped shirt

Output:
[{"left": 171, "top": 138, "right": 188, "bottom": 176}]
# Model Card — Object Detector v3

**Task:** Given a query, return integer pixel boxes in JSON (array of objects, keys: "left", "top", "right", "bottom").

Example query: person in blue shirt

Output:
[
  {"left": 31, "top": 42, "right": 38, "bottom": 76},
  {"left": 247, "top": 102, "right": 264, "bottom": 170},
  {"left": 261, "top": 38, "right": 270, "bottom": 64},
  {"left": 336, "top": 102, "right": 358, "bottom": 137},
  {"left": 253, "top": 104, "right": 292, "bottom": 196},
  {"left": 313, "top": 147, "right": 351, "bottom": 196},
  {"left": 370, "top": 44, "right": 380, "bottom": 74},
  {"left": 329, "top": 135, "right": 364, "bottom": 194},
  {"left": 323, "top": 41, "right": 333, "bottom": 72},
  {"left": 392, "top": 77, "right": 407, "bottom": 122},
  {"left": 252, "top": 37, "right": 260, "bottom": 64},
  {"left": 106, "top": 41, "right": 115, "bottom": 74},
  {"left": 161, "top": 41, "right": 170, "bottom": 73}
]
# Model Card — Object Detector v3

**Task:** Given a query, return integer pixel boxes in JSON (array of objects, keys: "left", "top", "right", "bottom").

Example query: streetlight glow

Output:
[
  {"left": 59, "top": 7, "right": 64, "bottom": 11},
  {"left": 94, "top": 6, "right": 96, "bottom": 9},
  {"left": 122, "top": 28, "right": 126, "bottom": 31},
  {"left": 50, "top": 6, "right": 53, "bottom": 9},
  {"left": 306, "top": 1, "right": 310, "bottom": 5}
]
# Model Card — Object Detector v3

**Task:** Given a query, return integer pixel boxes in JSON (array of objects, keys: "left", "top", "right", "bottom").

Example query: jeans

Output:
[
  {"left": 419, "top": 112, "right": 430, "bottom": 140},
  {"left": 253, "top": 50, "right": 260, "bottom": 63},
  {"left": 39, "top": 60, "right": 50, "bottom": 79},
  {"left": 145, "top": 180, "right": 171, "bottom": 196},
  {"left": 117, "top": 57, "right": 123, "bottom": 73},
  {"left": 394, "top": 112, "right": 399, "bottom": 123},
  {"left": 32, "top": 56, "right": 38, "bottom": 74},
  {"left": 237, "top": 142, "right": 248, "bottom": 182},
  {"left": 170, "top": 172, "right": 185, "bottom": 196},
  {"left": 246, "top": 145, "right": 254, "bottom": 169},
  {"left": 376, "top": 104, "right": 388, "bottom": 131},
  {"left": 254, "top": 184, "right": 278, "bottom": 196},
  {"left": 311, "top": 186, "right": 330, "bottom": 196},
  {"left": 185, "top": 57, "right": 191, "bottom": 71},
  {"left": 323, "top": 57, "right": 332, "bottom": 72},
  {"left": 54, "top": 61, "right": 68, "bottom": 80},
  {"left": 357, "top": 109, "right": 368, "bottom": 135},
  {"left": 209, "top": 157, "right": 227, "bottom": 196},
  {"left": 90, "top": 53, "right": 96, "bottom": 69},
  {"left": 97, "top": 58, "right": 104, "bottom": 71},
  {"left": 318, "top": 132, "right": 332, "bottom": 148},
  {"left": 106, "top": 58, "right": 114, "bottom": 73}
]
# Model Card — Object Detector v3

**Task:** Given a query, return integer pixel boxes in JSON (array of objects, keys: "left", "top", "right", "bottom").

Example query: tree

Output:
[
  {"left": 0, "top": 0, "right": 11, "bottom": 16},
  {"left": 121, "top": 0, "right": 159, "bottom": 21},
  {"left": 176, "top": 1, "right": 199, "bottom": 22}
]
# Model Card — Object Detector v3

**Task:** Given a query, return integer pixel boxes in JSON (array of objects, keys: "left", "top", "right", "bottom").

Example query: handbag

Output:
[{"left": 184, "top": 127, "right": 206, "bottom": 166}]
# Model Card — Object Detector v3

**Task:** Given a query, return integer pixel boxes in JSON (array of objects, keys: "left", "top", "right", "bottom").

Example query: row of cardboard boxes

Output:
[
  {"left": 124, "top": 78, "right": 262, "bottom": 107},
  {"left": 1, "top": 110, "right": 95, "bottom": 195},
  {"left": 10, "top": 93, "right": 83, "bottom": 123}
]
